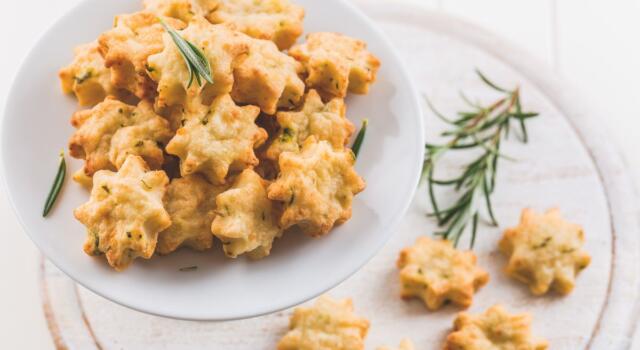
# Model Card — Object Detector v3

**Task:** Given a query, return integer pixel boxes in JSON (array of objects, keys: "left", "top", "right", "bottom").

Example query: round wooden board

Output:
[{"left": 40, "top": 2, "right": 640, "bottom": 349}]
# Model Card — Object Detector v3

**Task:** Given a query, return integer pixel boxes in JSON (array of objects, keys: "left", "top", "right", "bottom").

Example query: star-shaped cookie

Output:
[
  {"left": 74, "top": 155, "right": 171, "bottom": 271},
  {"left": 397, "top": 236, "right": 489, "bottom": 310},
  {"left": 267, "top": 137, "right": 365, "bottom": 236},
  {"left": 499, "top": 208, "right": 591, "bottom": 295},
  {"left": 278, "top": 295, "right": 370, "bottom": 350},
  {"left": 443, "top": 304, "right": 548, "bottom": 350}
]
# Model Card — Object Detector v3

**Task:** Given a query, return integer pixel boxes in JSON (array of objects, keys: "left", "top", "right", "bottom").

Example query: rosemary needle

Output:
[
  {"left": 351, "top": 119, "right": 368, "bottom": 158},
  {"left": 179, "top": 265, "right": 198, "bottom": 272},
  {"left": 43, "top": 151, "right": 66, "bottom": 217},
  {"left": 159, "top": 18, "right": 213, "bottom": 88},
  {"left": 423, "top": 70, "right": 538, "bottom": 247}
]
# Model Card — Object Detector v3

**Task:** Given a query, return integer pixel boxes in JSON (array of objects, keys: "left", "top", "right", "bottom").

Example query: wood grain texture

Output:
[{"left": 40, "top": 3, "right": 640, "bottom": 349}]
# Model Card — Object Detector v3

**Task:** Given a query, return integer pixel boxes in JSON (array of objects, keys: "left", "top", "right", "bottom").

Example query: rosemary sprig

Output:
[
  {"left": 423, "top": 70, "right": 538, "bottom": 247},
  {"left": 179, "top": 265, "right": 198, "bottom": 272},
  {"left": 159, "top": 19, "right": 213, "bottom": 88},
  {"left": 43, "top": 151, "right": 66, "bottom": 217},
  {"left": 351, "top": 119, "right": 368, "bottom": 158}
]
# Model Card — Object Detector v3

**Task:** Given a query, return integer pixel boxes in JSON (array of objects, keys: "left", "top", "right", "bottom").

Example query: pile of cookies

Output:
[
  {"left": 60, "top": 0, "right": 380, "bottom": 271},
  {"left": 278, "top": 208, "right": 590, "bottom": 349}
]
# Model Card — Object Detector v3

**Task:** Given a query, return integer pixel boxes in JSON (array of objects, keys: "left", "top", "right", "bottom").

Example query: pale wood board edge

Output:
[{"left": 39, "top": 2, "right": 640, "bottom": 349}]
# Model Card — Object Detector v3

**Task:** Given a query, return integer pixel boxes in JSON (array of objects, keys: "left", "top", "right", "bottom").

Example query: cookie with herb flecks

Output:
[
  {"left": 397, "top": 236, "right": 489, "bottom": 310},
  {"left": 443, "top": 304, "right": 548, "bottom": 350},
  {"left": 74, "top": 155, "right": 171, "bottom": 271},
  {"left": 289, "top": 32, "right": 380, "bottom": 98},
  {"left": 278, "top": 295, "right": 370, "bottom": 350},
  {"left": 267, "top": 137, "right": 365, "bottom": 236},
  {"left": 208, "top": 0, "right": 305, "bottom": 50},
  {"left": 98, "top": 11, "right": 186, "bottom": 99},
  {"left": 69, "top": 97, "right": 173, "bottom": 176},
  {"left": 265, "top": 89, "right": 354, "bottom": 162},
  {"left": 499, "top": 208, "right": 591, "bottom": 295},
  {"left": 165, "top": 94, "right": 267, "bottom": 184},
  {"left": 143, "top": 0, "right": 220, "bottom": 23},
  {"left": 211, "top": 169, "right": 282, "bottom": 259},
  {"left": 59, "top": 41, "right": 134, "bottom": 106},
  {"left": 158, "top": 174, "right": 227, "bottom": 254}
]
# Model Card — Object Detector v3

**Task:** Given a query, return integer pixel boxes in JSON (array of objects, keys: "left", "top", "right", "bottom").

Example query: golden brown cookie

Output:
[
  {"left": 377, "top": 339, "right": 415, "bottom": 350},
  {"left": 265, "top": 89, "right": 354, "bottom": 161},
  {"left": 165, "top": 94, "right": 267, "bottom": 184},
  {"left": 208, "top": 0, "right": 305, "bottom": 50},
  {"left": 146, "top": 17, "right": 249, "bottom": 110},
  {"left": 143, "top": 0, "right": 219, "bottom": 23},
  {"left": 397, "top": 236, "right": 489, "bottom": 310},
  {"left": 98, "top": 11, "right": 185, "bottom": 99},
  {"left": 74, "top": 155, "right": 171, "bottom": 271},
  {"left": 267, "top": 137, "right": 365, "bottom": 236},
  {"left": 231, "top": 36, "right": 305, "bottom": 114},
  {"left": 289, "top": 32, "right": 380, "bottom": 98},
  {"left": 443, "top": 304, "right": 548, "bottom": 350},
  {"left": 59, "top": 41, "right": 132, "bottom": 106},
  {"left": 499, "top": 208, "right": 591, "bottom": 295},
  {"left": 157, "top": 174, "right": 226, "bottom": 254},
  {"left": 278, "top": 295, "right": 370, "bottom": 350},
  {"left": 211, "top": 169, "right": 282, "bottom": 259},
  {"left": 69, "top": 97, "right": 173, "bottom": 176}
]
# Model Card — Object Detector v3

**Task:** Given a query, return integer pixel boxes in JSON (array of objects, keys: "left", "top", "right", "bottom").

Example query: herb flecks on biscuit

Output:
[
  {"left": 499, "top": 208, "right": 591, "bottom": 295},
  {"left": 289, "top": 32, "right": 380, "bottom": 98},
  {"left": 444, "top": 304, "right": 548, "bottom": 350},
  {"left": 211, "top": 169, "right": 282, "bottom": 259},
  {"left": 268, "top": 137, "right": 365, "bottom": 236},
  {"left": 74, "top": 155, "right": 171, "bottom": 271},
  {"left": 278, "top": 295, "right": 370, "bottom": 350},
  {"left": 397, "top": 236, "right": 489, "bottom": 310}
]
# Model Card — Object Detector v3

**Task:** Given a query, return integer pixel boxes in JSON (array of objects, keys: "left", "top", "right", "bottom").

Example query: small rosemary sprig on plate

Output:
[
  {"left": 423, "top": 70, "right": 538, "bottom": 247},
  {"left": 351, "top": 119, "right": 368, "bottom": 158},
  {"left": 43, "top": 151, "right": 66, "bottom": 217},
  {"left": 159, "top": 19, "right": 213, "bottom": 88}
]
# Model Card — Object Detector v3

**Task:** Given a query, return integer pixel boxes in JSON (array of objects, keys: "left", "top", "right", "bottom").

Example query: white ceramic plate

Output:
[{"left": 0, "top": 0, "right": 423, "bottom": 320}]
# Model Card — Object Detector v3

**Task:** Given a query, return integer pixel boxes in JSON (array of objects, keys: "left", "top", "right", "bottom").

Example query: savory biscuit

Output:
[
  {"left": 143, "top": 0, "right": 219, "bottom": 23},
  {"left": 74, "top": 155, "right": 171, "bottom": 271},
  {"left": 397, "top": 236, "right": 489, "bottom": 310},
  {"left": 72, "top": 167, "right": 94, "bottom": 190},
  {"left": 443, "top": 304, "right": 548, "bottom": 350},
  {"left": 147, "top": 17, "right": 249, "bottom": 109},
  {"left": 208, "top": 0, "right": 304, "bottom": 50},
  {"left": 69, "top": 97, "right": 173, "bottom": 176},
  {"left": 289, "top": 32, "right": 380, "bottom": 98},
  {"left": 231, "top": 36, "right": 305, "bottom": 114},
  {"left": 59, "top": 41, "right": 130, "bottom": 106},
  {"left": 267, "top": 137, "right": 365, "bottom": 236},
  {"left": 499, "top": 208, "right": 591, "bottom": 295},
  {"left": 98, "top": 11, "right": 185, "bottom": 99},
  {"left": 157, "top": 174, "right": 226, "bottom": 254},
  {"left": 377, "top": 339, "right": 415, "bottom": 350},
  {"left": 265, "top": 89, "right": 354, "bottom": 161},
  {"left": 278, "top": 295, "right": 369, "bottom": 350},
  {"left": 211, "top": 169, "right": 282, "bottom": 259},
  {"left": 165, "top": 94, "right": 267, "bottom": 184}
]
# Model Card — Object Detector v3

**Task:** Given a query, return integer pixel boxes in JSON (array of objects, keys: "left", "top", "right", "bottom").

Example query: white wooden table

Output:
[{"left": 1, "top": 0, "right": 639, "bottom": 348}]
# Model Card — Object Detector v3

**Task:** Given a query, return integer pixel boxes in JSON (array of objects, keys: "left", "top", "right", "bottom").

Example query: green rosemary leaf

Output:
[
  {"left": 159, "top": 19, "right": 213, "bottom": 88},
  {"left": 422, "top": 71, "right": 538, "bottom": 248},
  {"left": 475, "top": 69, "right": 507, "bottom": 92},
  {"left": 424, "top": 95, "right": 455, "bottom": 125},
  {"left": 351, "top": 119, "right": 368, "bottom": 158},
  {"left": 43, "top": 151, "right": 66, "bottom": 217},
  {"left": 179, "top": 265, "right": 198, "bottom": 272}
]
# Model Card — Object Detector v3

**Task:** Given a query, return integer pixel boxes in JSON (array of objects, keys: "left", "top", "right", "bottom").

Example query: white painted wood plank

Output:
[
  {"left": 0, "top": 0, "right": 81, "bottom": 349},
  {"left": 440, "top": 0, "right": 555, "bottom": 65},
  {"left": 555, "top": 0, "right": 640, "bottom": 183}
]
